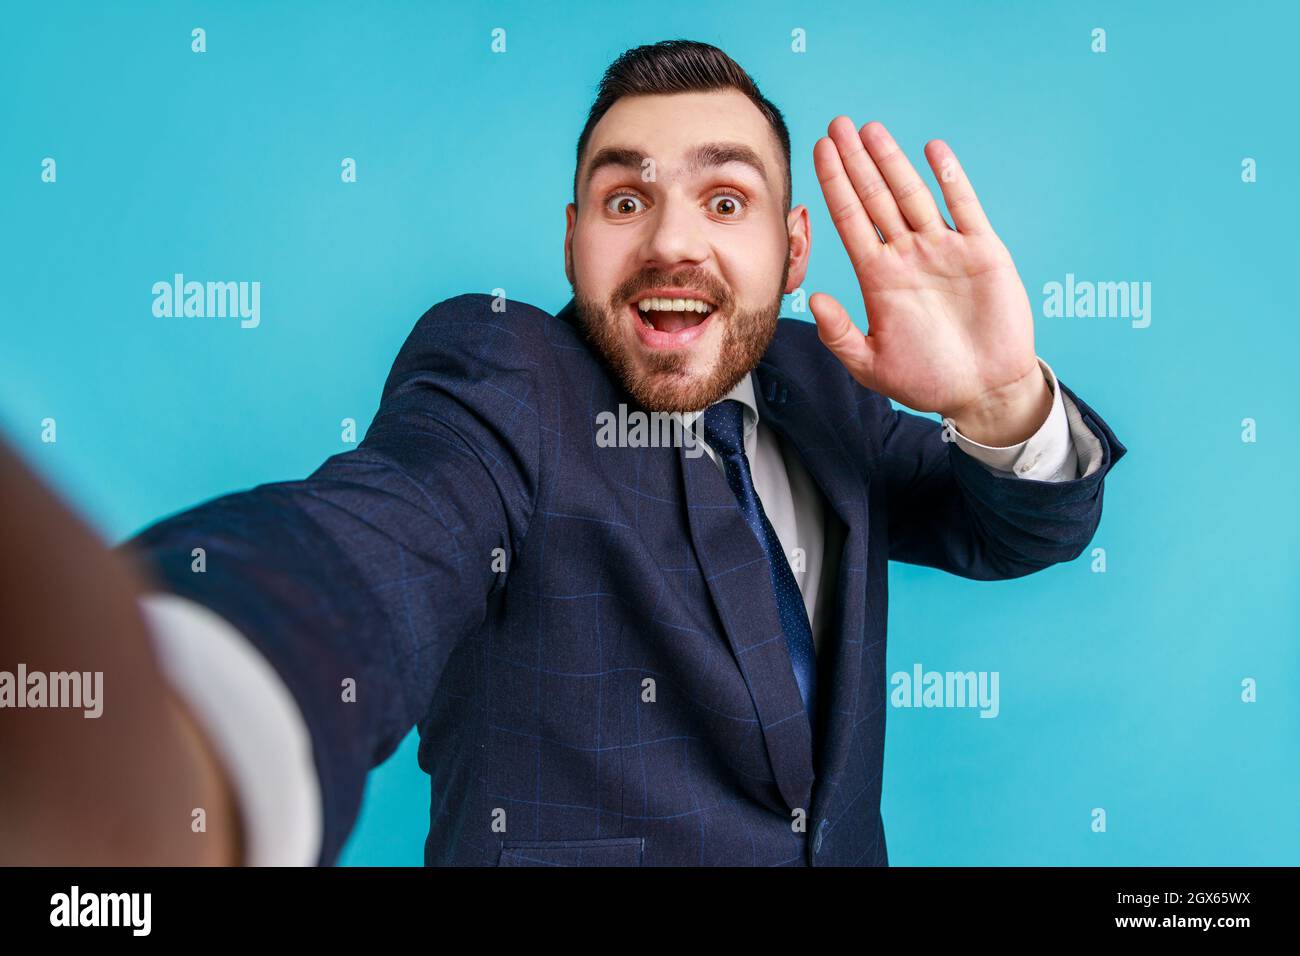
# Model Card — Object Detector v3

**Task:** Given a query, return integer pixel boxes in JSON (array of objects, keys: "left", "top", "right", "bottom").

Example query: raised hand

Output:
[{"left": 809, "top": 118, "right": 1051, "bottom": 447}]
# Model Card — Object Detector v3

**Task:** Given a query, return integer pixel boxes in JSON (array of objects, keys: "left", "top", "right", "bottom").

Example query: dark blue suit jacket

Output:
[{"left": 125, "top": 293, "right": 1127, "bottom": 866}]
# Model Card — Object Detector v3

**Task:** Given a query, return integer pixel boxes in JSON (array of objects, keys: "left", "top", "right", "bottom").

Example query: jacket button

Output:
[{"left": 814, "top": 819, "right": 829, "bottom": 854}]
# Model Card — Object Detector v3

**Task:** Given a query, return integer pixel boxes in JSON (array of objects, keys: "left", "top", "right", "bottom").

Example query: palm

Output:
[{"left": 810, "top": 119, "right": 1037, "bottom": 417}]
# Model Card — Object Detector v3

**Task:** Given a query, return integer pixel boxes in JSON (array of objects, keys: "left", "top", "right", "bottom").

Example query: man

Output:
[{"left": 0, "top": 40, "right": 1125, "bottom": 866}]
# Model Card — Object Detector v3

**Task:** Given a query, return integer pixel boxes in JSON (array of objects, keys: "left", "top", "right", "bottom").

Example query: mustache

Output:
[{"left": 612, "top": 269, "right": 731, "bottom": 309}]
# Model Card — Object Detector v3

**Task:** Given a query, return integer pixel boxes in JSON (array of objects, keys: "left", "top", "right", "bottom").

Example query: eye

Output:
[
  {"left": 707, "top": 191, "right": 748, "bottom": 218},
  {"left": 605, "top": 192, "right": 647, "bottom": 216}
]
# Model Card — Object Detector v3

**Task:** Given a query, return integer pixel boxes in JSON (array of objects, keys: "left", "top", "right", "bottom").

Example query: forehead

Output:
[{"left": 582, "top": 89, "right": 782, "bottom": 190}]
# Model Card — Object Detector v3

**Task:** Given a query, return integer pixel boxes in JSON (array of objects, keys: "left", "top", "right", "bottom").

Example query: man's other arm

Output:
[{"left": 877, "top": 362, "right": 1127, "bottom": 579}]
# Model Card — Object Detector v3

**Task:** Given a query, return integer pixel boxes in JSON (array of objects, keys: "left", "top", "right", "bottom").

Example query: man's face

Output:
[{"left": 565, "top": 89, "right": 810, "bottom": 412}]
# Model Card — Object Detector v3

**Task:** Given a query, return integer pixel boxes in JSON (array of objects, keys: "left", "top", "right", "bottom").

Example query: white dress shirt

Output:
[{"left": 141, "top": 354, "right": 1102, "bottom": 865}]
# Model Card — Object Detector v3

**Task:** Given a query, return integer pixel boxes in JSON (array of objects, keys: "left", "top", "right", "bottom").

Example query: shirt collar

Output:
[{"left": 676, "top": 371, "right": 760, "bottom": 438}]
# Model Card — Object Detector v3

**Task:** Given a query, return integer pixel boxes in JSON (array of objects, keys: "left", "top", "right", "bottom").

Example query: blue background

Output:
[{"left": 2, "top": 1, "right": 1295, "bottom": 865}]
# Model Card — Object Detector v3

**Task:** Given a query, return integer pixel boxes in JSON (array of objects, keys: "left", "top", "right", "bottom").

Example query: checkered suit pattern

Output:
[{"left": 123, "top": 293, "right": 1127, "bottom": 866}]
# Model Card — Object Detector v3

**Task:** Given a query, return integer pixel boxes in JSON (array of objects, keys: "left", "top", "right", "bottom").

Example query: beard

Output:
[{"left": 572, "top": 258, "right": 790, "bottom": 413}]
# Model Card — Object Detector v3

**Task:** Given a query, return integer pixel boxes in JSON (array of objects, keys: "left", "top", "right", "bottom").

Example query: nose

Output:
[{"left": 639, "top": 191, "right": 710, "bottom": 271}]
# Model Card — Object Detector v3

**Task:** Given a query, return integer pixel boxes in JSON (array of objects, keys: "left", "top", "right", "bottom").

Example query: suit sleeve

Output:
[
  {"left": 117, "top": 294, "right": 542, "bottom": 865},
  {"left": 876, "top": 376, "right": 1126, "bottom": 580}
]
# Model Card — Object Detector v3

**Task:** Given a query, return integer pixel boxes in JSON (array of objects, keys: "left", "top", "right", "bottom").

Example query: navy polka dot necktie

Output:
[{"left": 702, "top": 399, "right": 817, "bottom": 726}]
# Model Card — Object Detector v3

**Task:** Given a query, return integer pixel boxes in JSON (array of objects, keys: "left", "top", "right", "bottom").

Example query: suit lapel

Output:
[
  {"left": 749, "top": 359, "right": 870, "bottom": 810},
  {"left": 680, "top": 428, "right": 817, "bottom": 812}
]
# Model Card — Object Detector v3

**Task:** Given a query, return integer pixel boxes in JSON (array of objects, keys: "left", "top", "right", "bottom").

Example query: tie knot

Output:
[{"left": 702, "top": 399, "right": 747, "bottom": 458}]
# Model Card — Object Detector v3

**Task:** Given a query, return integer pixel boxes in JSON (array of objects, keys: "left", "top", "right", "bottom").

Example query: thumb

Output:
[{"left": 809, "top": 292, "right": 878, "bottom": 389}]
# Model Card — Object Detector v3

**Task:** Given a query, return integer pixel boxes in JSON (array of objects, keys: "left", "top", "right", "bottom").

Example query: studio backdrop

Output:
[{"left": 1, "top": 0, "right": 1295, "bottom": 864}]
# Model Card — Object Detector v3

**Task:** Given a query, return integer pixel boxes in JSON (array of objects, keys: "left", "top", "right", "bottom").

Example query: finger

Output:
[
  {"left": 826, "top": 115, "right": 908, "bottom": 241},
  {"left": 813, "top": 136, "right": 884, "bottom": 267},
  {"left": 860, "top": 121, "right": 945, "bottom": 233},
  {"left": 809, "top": 292, "right": 878, "bottom": 388},
  {"left": 923, "top": 139, "right": 993, "bottom": 235}
]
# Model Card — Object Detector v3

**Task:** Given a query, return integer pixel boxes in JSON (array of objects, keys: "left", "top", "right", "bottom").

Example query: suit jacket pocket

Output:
[{"left": 497, "top": 836, "right": 645, "bottom": 867}]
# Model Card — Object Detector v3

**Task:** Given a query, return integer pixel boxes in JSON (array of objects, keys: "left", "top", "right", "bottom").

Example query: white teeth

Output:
[{"left": 635, "top": 296, "right": 714, "bottom": 315}]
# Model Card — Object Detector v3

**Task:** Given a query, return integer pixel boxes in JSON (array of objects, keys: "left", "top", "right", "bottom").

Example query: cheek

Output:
[
  {"left": 574, "top": 228, "right": 630, "bottom": 290},
  {"left": 733, "top": 264, "right": 769, "bottom": 300},
  {"left": 721, "top": 230, "right": 788, "bottom": 297}
]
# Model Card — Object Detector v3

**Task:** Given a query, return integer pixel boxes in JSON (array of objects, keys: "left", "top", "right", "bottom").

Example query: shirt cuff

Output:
[
  {"left": 139, "top": 592, "right": 323, "bottom": 866},
  {"left": 941, "top": 356, "right": 1079, "bottom": 481}
]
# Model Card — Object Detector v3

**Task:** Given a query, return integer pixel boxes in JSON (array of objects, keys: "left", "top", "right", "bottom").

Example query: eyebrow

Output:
[{"left": 583, "top": 141, "right": 770, "bottom": 193}]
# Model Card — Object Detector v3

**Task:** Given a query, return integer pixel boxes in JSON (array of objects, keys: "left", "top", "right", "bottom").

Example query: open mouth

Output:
[{"left": 628, "top": 293, "right": 719, "bottom": 349}]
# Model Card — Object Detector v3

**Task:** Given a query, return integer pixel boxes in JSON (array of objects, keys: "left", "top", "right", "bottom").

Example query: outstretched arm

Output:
[
  {"left": 0, "top": 294, "right": 541, "bottom": 866},
  {"left": 122, "top": 295, "right": 542, "bottom": 865}
]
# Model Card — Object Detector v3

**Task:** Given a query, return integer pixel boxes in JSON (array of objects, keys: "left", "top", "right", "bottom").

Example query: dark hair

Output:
[{"left": 573, "top": 40, "right": 792, "bottom": 214}]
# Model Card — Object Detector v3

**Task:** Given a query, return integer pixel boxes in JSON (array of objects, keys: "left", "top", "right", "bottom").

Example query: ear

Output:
[
  {"left": 563, "top": 202, "right": 577, "bottom": 286},
  {"left": 783, "top": 204, "right": 811, "bottom": 294}
]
